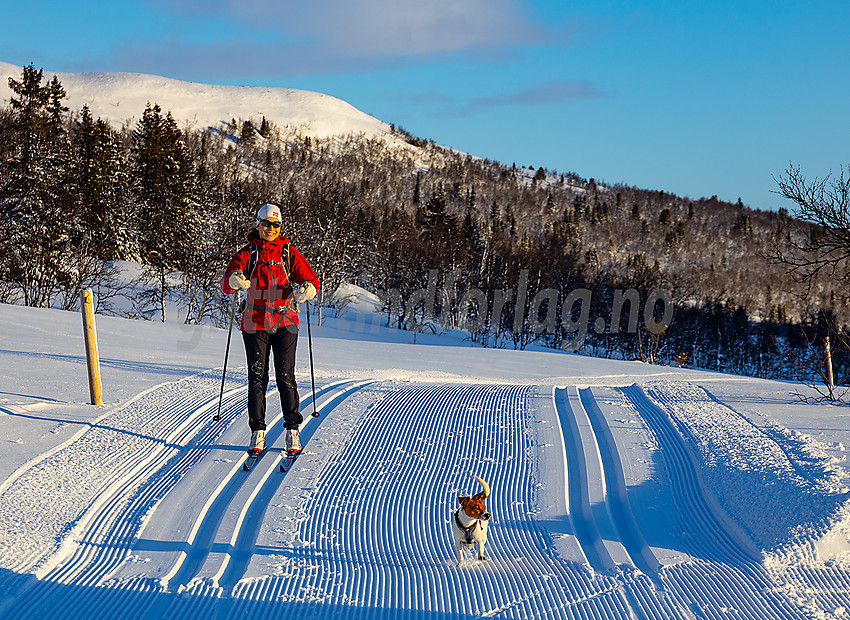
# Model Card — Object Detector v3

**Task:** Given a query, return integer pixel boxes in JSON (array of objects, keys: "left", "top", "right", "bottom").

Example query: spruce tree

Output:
[
  {"left": 73, "top": 105, "right": 130, "bottom": 260},
  {"left": 240, "top": 119, "right": 256, "bottom": 146},
  {"left": 132, "top": 102, "right": 198, "bottom": 321},
  {"left": 412, "top": 172, "right": 421, "bottom": 206},
  {"left": 0, "top": 64, "right": 75, "bottom": 307}
]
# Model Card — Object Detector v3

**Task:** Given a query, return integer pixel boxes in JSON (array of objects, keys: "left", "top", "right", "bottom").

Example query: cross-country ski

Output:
[
  {"left": 279, "top": 451, "right": 299, "bottom": 472},
  {"left": 242, "top": 450, "right": 262, "bottom": 471}
]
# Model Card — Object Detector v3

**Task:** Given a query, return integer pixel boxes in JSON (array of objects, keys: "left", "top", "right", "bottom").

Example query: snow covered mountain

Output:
[{"left": 0, "top": 61, "right": 391, "bottom": 140}]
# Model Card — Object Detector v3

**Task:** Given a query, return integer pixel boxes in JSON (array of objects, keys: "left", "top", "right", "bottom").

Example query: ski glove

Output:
[
  {"left": 294, "top": 282, "right": 317, "bottom": 304},
  {"left": 228, "top": 270, "right": 251, "bottom": 291}
]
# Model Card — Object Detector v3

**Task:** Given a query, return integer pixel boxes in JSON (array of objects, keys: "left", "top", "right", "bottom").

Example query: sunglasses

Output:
[{"left": 259, "top": 219, "right": 281, "bottom": 229}]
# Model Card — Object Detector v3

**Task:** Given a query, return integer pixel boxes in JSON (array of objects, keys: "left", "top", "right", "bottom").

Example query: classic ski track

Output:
[
  {"left": 552, "top": 386, "right": 618, "bottom": 574},
  {"left": 0, "top": 369, "right": 245, "bottom": 616},
  {"left": 112, "top": 381, "right": 362, "bottom": 597},
  {"left": 553, "top": 386, "right": 686, "bottom": 620},
  {"left": 0, "top": 369, "right": 238, "bottom": 577},
  {"left": 1, "top": 374, "right": 353, "bottom": 618},
  {"left": 580, "top": 387, "right": 662, "bottom": 579},
  {"left": 616, "top": 385, "right": 809, "bottom": 620},
  {"left": 93, "top": 379, "right": 369, "bottom": 620},
  {"left": 151, "top": 379, "right": 357, "bottom": 593},
  {"left": 619, "top": 385, "right": 760, "bottom": 564},
  {"left": 178, "top": 380, "right": 374, "bottom": 594}
]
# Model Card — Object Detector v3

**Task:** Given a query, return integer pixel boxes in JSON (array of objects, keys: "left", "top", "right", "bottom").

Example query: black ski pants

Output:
[{"left": 242, "top": 328, "right": 302, "bottom": 432}]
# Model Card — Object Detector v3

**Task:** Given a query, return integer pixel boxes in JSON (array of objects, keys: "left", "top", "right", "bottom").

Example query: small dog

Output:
[{"left": 452, "top": 476, "right": 491, "bottom": 566}]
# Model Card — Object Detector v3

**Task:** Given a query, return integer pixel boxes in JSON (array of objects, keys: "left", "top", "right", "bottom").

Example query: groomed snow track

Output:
[
  {"left": 206, "top": 383, "right": 635, "bottom": 619},
  {"left": 1, "top": 378, "right": 847, "bottom": 618},
  {"left": 0, "top": 370, "right": 371, "bottom": 619},
  {"left": 612, "top": 386, "right": 809, "bottom": 620}
]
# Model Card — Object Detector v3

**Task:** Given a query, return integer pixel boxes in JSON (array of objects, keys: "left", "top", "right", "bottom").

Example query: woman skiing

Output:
[{"left": 221, "top": 204, "right": 319, "bottom": 456}]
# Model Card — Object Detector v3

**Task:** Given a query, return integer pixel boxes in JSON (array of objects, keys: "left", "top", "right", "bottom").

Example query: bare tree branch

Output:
[{"left": 768, "top": 163, "right": 850, "bottom": 300}]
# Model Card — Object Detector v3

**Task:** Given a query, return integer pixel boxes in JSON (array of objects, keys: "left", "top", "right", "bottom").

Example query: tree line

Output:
[{"left": 0, "top": 64, "right": 846, "bottom": 392}]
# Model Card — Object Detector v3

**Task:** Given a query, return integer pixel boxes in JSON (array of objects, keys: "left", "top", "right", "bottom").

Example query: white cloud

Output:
[
  {"left": 439, "top": 80, "right": 608, "bottom": 117},
  {"left": 156, "top": 0, "right": 544, "bottom": 57},
  {"left": 474, "top": 80, "right": 607, "bottom": 107}
]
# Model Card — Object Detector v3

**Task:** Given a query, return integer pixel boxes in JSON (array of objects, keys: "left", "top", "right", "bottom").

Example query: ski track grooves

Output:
[
  {"left": 201, "top": 380, "right": 374, "bottom": 593},
  {"left": 553, "top": 385, "right": 814, "bottom": 620},
  {"left": 579, "top": 387, "right": 662, "bottom": 579},
  {"left": 552, "top": 386, "right": 617, "bottom": 574},
  {"left": 616, "top": 385, "right": 809, "bottom": 620},
  {"left": 4, "top": 380, "right": 841, "bottom": 619},
  {"left": 1, "top": 375, "right": 362, "bottom": 618},
  {"left": 227, "top": 384, "right": 627, "bottom": 619},
  {"left": 553, "top": 386, "right": 679, "bottom": 620},
  {"left": 0, "top": 370, "right": 246, "bottom": 617},
  {"left": 619, "top": 385, "right": 759, "bottom": 565},
  {"left": 156, "top": 380, "right": 365, "bottom": 594}
]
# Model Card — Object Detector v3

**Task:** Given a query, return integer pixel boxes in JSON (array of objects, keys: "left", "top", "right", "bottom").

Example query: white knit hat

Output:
[{"left": 257, "top": 203, "right": 282, "bottom": 221}]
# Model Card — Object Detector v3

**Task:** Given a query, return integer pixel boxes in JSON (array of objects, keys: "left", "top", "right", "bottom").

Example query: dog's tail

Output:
[{"left": 474, "top": 476, "right": 490, "bottom": 498}]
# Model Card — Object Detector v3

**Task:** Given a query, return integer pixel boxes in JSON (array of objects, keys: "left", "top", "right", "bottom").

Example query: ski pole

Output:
[
  {"left": 306, "top": 300, "right": 319, "bottom": 418},
  {"left": 214, "top": 291, "right": 240, "bottom": 422}
]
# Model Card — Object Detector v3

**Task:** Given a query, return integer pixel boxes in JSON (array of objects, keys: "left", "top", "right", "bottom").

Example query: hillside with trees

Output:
[{"left": 1, "top": 65, "right": 846, "bottom": 392}]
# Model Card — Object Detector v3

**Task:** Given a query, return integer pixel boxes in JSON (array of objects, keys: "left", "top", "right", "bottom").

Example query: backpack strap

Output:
[{"left": 247, "top": 242, "right": 291, "bottom": 284}]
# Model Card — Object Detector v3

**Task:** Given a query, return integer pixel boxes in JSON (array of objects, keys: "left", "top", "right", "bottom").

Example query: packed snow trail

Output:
[
  {"left": 2, "top": 378, "right": 847, "bottom": 619},
  {"left": 617, "top": 385, "right": 761, "bottom": 564},
  {"left": 578, "top": 387, "right": 661, "bottom": 579},
  {"left": 219, "top": 383, "right": 632, "bottom": 619},
  {"left": 0, "top": 369, "right": 239, "bottom": 577},
  {"left": 612, "top": 386, "right": 808, "bottom": 619},
  {"left": 0, "top": 370, "right": 364, "bottom": 618}
]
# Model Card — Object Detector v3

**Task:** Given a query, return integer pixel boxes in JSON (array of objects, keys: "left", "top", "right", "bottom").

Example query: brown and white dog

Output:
[{"left": 453, "top": 476, "right": 491, "bottom": 566}]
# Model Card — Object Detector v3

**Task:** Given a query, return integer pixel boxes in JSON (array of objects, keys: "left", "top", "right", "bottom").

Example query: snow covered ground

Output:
[{"left": 1, "top": 296, "right": 850, "bottom": 619}]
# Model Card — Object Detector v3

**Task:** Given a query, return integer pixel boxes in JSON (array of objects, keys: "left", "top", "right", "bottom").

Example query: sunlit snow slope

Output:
[{"left": 0, "top": 61, "right": 391, "bottom": 140}]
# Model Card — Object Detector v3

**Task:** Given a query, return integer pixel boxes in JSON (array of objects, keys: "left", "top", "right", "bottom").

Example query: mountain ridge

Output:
[{"left": 0, "top": 61, "right": 391, "bottom": 140}]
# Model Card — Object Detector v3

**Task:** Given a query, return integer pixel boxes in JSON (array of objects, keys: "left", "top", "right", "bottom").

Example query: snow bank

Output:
[
  {"left": 329, "top": 283, "right": 382, "bottom": 315},
  {"left": 643, "top": 382, "right": 850, "bottom": 562}
]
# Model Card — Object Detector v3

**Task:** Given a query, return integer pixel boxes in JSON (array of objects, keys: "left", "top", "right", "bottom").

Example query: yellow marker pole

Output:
[
  {"left": 825, "top": 336, "right": 835, "bottom": 400},
  {"left": 80, "top": 288, "right": 103, "bottom": 405}
]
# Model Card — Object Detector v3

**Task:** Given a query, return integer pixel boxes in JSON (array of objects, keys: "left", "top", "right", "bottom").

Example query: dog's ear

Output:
[
  {"left": 472, "top": 491, "right": 486, "bottom": 502},
  {"left": 458, "top": 496, "right": 470, "bottom": 506}
]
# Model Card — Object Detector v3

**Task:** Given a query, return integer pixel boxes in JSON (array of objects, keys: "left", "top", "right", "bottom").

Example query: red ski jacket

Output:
[{"left": 221, "top": 230, "right": 320, "bottom": 332}]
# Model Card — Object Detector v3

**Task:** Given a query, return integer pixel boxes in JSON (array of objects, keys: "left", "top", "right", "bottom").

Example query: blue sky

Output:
[{"left": 3, "top": 0, "right": 847, "bottom": 211}]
